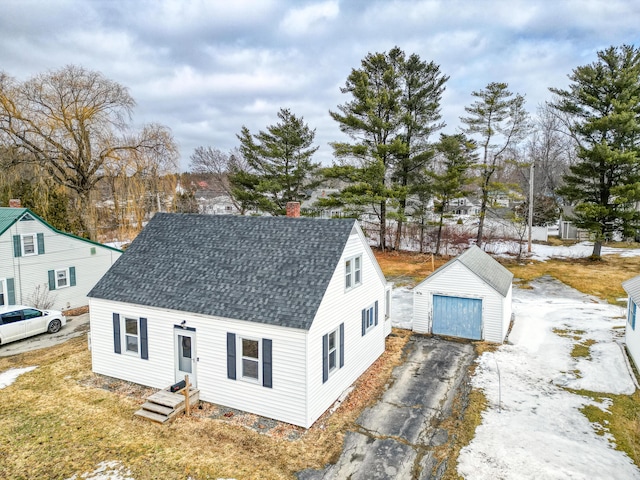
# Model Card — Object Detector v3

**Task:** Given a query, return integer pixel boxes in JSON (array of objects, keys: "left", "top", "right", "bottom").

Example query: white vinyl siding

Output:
[
  {"left": 90, "top": 298, "right": 309, "bottom": 427},
  {"left": 0, "top": 217, "right": 121, "bottom": 310},
  {"left": 413, "top": 261, "right": 510, "bottom": 343},
  {"left": 626, "top": 297, "right": 640, "bottom": 368},
  {"left": 307, "top": 224, "right": 387, "bottom": 427}
]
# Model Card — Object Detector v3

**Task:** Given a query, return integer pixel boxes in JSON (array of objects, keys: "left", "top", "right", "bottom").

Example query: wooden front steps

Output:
[{"left": 134, "top": 387, "right": 200, "bottom": 424}]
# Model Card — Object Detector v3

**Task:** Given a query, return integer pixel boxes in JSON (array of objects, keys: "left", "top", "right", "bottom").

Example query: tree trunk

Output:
[
  {"left": 592, "top": 240, "right": 602, "bottom": 259},
  {"left": 476, "top": 192, "right": 488, "bottom": 248},
  {"left": 436, "top": 211, "right": 444, "bottom": 256},
  {"left": 78, "top": 192, "right": 96, "bottom": 240},
  {"left": 380, "top": 201, "right": 387, "bottom": 251}
]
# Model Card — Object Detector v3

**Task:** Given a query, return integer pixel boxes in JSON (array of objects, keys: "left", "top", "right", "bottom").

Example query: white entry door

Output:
[{"left": 174, "top": 329, "right": 197, "bottom": 387}]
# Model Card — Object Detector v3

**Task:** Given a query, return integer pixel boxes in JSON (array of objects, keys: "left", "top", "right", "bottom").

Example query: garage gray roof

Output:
[
  {"left": 88, "top": 213, "right": 357, "bottom": 330},
  {"left": 435, "top": 245, "right": 513, "bottom": 297},
  {"left": 623, "top": 276, "right": 640, "bottom": 305}
]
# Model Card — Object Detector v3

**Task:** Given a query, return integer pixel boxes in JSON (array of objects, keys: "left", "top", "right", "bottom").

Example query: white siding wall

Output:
[
  {"left": 626, "top": 299, "right": 640, "bottom": 369},
  {"left": 413, "top": 262, "right": 507, "bottom": 343},
  {"left": 306, "top": 227, "right": 387, "bottom": 427},
  {"left": 1, "top": 219, "right": 121, "bottom": 310},
  {"left": 89, "top": 298, "right": 309, "bottom": 427},
  {"left": 502, "top": 284, "right": 513, "bottom": 338}
]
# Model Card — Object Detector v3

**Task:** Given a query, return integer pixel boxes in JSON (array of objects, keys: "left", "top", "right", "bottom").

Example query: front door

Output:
[{"left": 174, "top": 329, "right": 197, "bottom": 387}]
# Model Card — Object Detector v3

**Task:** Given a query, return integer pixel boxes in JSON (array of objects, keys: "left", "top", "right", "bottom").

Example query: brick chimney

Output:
[
  {"left": 286, "top": 201, "right": 301, "bottom": 218},
  {"left": 9, "top": 198, "right": 21, "bottom": 208}
]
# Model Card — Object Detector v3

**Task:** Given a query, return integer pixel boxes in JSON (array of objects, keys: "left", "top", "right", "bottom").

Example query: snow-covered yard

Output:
[{"left": 387, "top": 242, "right": 640, "bottom": 479}]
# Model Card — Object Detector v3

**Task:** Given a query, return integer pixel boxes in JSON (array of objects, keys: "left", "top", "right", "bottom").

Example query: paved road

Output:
[
  {"left": 298, "top": 335, "right": 476, "bottom": 480},
  {"left": 0, "top": 313, "right": 89, "bottom": 357}
]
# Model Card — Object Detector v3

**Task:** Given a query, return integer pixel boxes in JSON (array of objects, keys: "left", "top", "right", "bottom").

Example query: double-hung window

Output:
[
  {"left": 22, "top": 234, "right": 36, "bottom": 255},
  {"left": 124, "top": 317, "right": 140, "bottom": 354},
  {"left": 630, "top": 301, "right": 637, "bottom": 330},
  {"left": 322, "top": 323, "right": 344, "bottom": 383},
  {"left": 241, "top": 337, "right": 260, "bottom": 382},
  {"left": 345, "top": 255, "right": 362, "bottom": 290},
  {"left": 56, "top": 269, "right": 68, "bottom": 288},
  {"left": 361, "top": 301, "right": 379, "bottom": 336},
  {"left": 226, "top": 333, "right": 273, "bottom": 388}
]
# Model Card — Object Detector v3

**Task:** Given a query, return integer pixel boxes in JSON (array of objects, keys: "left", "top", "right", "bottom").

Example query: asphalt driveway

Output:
[{"left": 298, "top": 335, "right": 476, "bottom": 479}]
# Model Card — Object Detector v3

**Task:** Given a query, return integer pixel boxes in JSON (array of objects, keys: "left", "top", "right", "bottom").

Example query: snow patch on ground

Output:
[
  {"left": 0, "top": 366, "right": 37, "bottom": 389},
  {"left": 66, "top": 461, "right": 134, "bottom": 480},
  {"left": 490, "top": 240, "right": 640, "bottom": 261},
  {"left": 457, "top": 279, "right": 640, "bottom": 479}
]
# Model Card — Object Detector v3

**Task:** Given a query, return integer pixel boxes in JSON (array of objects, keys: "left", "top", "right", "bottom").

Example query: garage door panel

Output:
[{"left": 432, "top": 295, "right": 482, "bottom": 340}]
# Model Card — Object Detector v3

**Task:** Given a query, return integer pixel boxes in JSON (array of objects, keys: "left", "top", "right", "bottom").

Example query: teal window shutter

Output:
[
  {"left": 37, "top": 233, "right": 45, "bottom": 254},
  {"left": 13, "top": 235, "right": 21, "bottom": 257},
  {"left": 7, "top": 278, "right": 15, "bottom": 305},
  {"left": 48, "top": 270, "right": 56, "bottom": 290},
  {"left": 69, "top": 267, "right": 76, "bottom": 286}
]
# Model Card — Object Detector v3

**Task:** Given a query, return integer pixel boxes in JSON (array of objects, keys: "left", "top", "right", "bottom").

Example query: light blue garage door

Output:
[{"left": 432, "top": 295, "right": 482, "bottom": 340}]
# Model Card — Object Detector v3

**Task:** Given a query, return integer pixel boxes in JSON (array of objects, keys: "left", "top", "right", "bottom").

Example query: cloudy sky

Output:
[{"left": 2, "top": 0, "right": 640, "bottom": 169}]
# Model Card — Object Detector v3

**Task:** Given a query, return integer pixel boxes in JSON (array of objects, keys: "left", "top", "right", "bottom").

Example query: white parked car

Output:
[{"left": 0, "top": 305, "right": 66, "bottom": 346}]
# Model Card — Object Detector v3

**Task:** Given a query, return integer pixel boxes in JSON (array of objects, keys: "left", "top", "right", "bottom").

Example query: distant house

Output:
[
  {"left": 88, "top": 206, "right": 391, "bottom": 428},
  {"left": 413, "top": 246, "right": 513, "bottom": 343},
  {"left": 0, "top": 206, "right": 122, "bottom": 311},
  {"left": 622, "top": 276, "right": 640, "bottom": 369}
]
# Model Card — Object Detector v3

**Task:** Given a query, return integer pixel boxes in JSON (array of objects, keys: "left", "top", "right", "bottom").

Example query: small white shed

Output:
[
  {"left": 622, "top": 276, "right": 640, "bottom": 369},
  {"left": 413, "top": 246, "right": 513, "bottom": 343}
]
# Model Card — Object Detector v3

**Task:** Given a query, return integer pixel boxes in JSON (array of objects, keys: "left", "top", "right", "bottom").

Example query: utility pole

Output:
[{"left": 527, "top": 162, "right": 534, "bottom": 253}]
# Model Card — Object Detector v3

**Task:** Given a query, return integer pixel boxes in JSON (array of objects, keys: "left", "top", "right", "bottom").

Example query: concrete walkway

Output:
[{"left": 298, "top": 336, "right": 476, "bottom": 480}]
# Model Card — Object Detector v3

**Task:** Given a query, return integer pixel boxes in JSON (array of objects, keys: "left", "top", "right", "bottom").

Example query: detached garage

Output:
[{"left": 413, "top": 246, "right": 513, "bottom": 343}]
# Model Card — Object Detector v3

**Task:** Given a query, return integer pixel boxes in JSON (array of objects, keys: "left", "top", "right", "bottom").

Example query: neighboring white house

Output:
[
  {"left": 622, "top": 276, "right": 640, "bottom": 369},
  {"left": 413, "top": 246, "right": 513, "bottom": 343},
  {"left": 88, "top": 209, "right": 391, "bottom": 428},
  {"left": 0, "top": 207, "right": 122, "bottom": 311}
]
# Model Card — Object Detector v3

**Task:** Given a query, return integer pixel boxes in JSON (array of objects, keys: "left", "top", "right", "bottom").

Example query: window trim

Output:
[
  {"left": 365, "top": 305, "right": 375, "bottom": 333},
  {"left": 21, "top": 233, "right": 38, "bottom": 256},
  {"left": 327, "top": 327, "right": 339, "bottom": 376},
  {"left": 345, "top": 254, "right": 363, "bottom": 291},
  {"left": 630, "top": 300, "right": 637, "bottom": 330},
  {"left": 238, "top": 336, "right": 261, "bottom": 384},
  {"left": 123, "top": 316, "right": 141, "bottom": 356},
  {"left": 55, "top": 268, "right": 70, "bottom": 289}
]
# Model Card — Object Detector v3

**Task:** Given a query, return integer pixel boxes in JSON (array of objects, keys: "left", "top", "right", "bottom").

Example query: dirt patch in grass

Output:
[
  {"left": 0, "top": 329, "right": 411, "bottom": 479},
  {"left": 374, "top": 250, "right": 450, "bottom": 286},
  {"left": 506, "top": 255, "right": 640, "bottom": 305}
]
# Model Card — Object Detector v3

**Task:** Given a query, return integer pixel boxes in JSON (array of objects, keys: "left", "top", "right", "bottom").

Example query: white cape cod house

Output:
[
  {"left": 623, "top": 275, "right": 640, "bottom": 370},
  {"left": 88, "top": 212, "right": 391, "bottom": 428},
  {"left": 0, "top": 206, "right": 122, "bottom": 311}
]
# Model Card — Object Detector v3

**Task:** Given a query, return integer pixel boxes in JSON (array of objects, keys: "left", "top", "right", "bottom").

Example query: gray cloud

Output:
[{"left": 1, "top": 0, "right": 639, "bottom": 168}]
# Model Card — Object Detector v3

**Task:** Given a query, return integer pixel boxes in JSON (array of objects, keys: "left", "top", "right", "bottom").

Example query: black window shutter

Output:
[
  {"left": 263, "top": 338, "right": 272, "bottom": 388},
  {"left": 339, "top": 323, "right": 344, "bottom": 368},
  {"left": 140, "top": 317, "right": 148, "bottom": 360},
  {"left": 322, "top": 333, "right": 328, "bottom": 383},
  {"left": 13, "top": 235, "right": 21, "bottom": 257},
  {"left": 112, "top": 313, "right": 121, "bottom": 354},
  {"left": 361, "top": 309, "right": 366, "bottom": 336},
  {"left": 48, "top": 270, "right": 56, "bottom": 290},
  {"left": 375, "top": 300, "right": 379, "bottom": 326},
  {"left": 69, "top": 267, "right": 76, "bottom": 287},
  {"left": 6, "top": 278, "right": 15, "bottom": 305},
  {"left": 37, "top": 233, "right": 45, "bottom": 254},
  {"left": 227, "top": 332, "right": 236, "bottom": 380}
]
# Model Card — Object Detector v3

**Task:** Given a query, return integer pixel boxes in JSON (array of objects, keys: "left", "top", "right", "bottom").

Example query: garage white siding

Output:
[
  {"left": 90, "top": 297, "right": 309, "bottom": 427},
  {"left": 413, "top": 260, "right": 510, "bottom": 343},
  {"left": 622, "top": 277, "right": 640, "bottom": 371},
  {"left": 306, "top": 227, "right": 387, "bottom": 427}
]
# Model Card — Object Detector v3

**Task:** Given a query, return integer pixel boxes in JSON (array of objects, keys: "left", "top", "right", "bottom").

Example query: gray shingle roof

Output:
[
  {"left": 88, "top": 213, "right": 358, "bottom": 330},
  {"left": 430, "top": 245, "right": 513, "bottom": 297},
  {"left": 623, "top": 276, "right": 640, "bottom": 305}
]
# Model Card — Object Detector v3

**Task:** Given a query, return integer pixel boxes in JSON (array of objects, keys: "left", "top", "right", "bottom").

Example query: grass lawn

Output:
[{"left": 0, "top": 330, "right": 411, "bottom": 479}]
